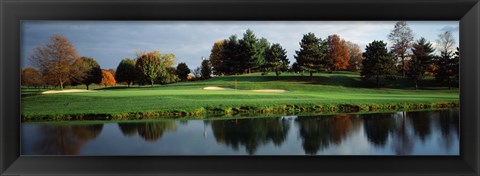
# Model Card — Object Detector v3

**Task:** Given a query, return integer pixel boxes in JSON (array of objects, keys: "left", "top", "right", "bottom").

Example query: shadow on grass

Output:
[{"left": 97, "top": 72, "right": 458, "bottom": 91}]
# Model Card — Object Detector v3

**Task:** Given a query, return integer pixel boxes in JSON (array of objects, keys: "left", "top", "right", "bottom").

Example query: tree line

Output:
[
  {"left": 22, "top": 34, "right": 213, "bottom": 89},
  {"left": 22, "top": 22, "right": 460, "bottom": 90},
  {"left": 207, "top": 22, "right": 459, "bottom": 89}
]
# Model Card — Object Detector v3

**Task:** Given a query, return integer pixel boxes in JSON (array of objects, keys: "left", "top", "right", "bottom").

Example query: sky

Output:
[{"left": 21, "top": 21, "right": 459, "bottom": 70}]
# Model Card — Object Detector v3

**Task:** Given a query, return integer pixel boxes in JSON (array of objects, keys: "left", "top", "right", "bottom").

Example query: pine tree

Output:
[
  {"left": 294, "top": 32, "right": 328, "bottom": 77},
  {"left": 265, "top": 43, "right": 289, "bottom": 77},
  {"left": 361, "top": 40, "right": 397, "bottom": 88},
  {"left": 239, "top": 29, "right": 260, "bottom": 73},
  {"left": 407, "top": 37, "right": 435, "bottom": 90},
  {"left": 222, "top": 35, "right": 242, "bottom": 75},
  {"left": 434, "top": 31, "right": 457, "bottom": 89}
]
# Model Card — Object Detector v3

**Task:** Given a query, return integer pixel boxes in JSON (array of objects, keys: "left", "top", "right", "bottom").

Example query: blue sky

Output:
[{"left": 21, "top": 21, "right": 459, "bottom": 70}]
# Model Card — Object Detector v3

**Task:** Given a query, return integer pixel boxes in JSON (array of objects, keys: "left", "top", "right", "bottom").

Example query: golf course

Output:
[{"left": 21, "top": 71, "right": 459, "bottom": 122}]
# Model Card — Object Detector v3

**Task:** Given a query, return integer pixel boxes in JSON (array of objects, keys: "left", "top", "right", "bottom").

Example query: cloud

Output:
[
  {"left": 440, "top": 25, "right": 459, "bottom": 32},
  {"left": 21, "top": 21, "right": 459, "bottom": 69}
]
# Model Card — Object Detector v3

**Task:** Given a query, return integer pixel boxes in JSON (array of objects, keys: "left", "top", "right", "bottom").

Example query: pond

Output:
[{"left": 21, "top": 109, "right": 459, "bottom": 155}]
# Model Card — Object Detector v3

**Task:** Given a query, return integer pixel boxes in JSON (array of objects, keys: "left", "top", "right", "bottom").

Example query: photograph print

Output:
[{"left": 20, "top": 21, "right": 460, "bottom": 155}]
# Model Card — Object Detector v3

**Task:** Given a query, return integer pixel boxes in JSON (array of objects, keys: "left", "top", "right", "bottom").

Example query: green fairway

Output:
[{"left": 21, "top": 72, "right": 459, "bottom": 121}]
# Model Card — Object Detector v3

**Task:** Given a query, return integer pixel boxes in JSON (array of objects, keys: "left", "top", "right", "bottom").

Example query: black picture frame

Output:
[{"left": 1, "top": 0, "right": 479, "bottom": 175}]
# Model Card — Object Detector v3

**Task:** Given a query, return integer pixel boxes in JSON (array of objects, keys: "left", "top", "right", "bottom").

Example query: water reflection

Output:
[
  {"left": 22, "top": 109, "right": 460, "bottom": 155},
  {"left": 363, "top": 113, "right": 395, "bottom": 147},
  {"left": 118, "top": 121, "right": 177, "bottom": 142},
  {"left": 436, "top": 110, "right": 460, "bottom": 151},
  {"left": 32, "top": 124, "right": 103, "bottom": 155},
  {"left": 211, "top": 117, "right": 290, "bottom": 155},
  {"left": 295, "top": 114, "right": 362, "bottom": 155}
]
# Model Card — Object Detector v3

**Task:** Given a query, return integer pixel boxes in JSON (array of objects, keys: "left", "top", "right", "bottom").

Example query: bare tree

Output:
[
  {"left": 388, "top": 21, "right": 414, "bottom": 77},
  {"left": 436, "top": 31, "right": 456, "bottom": 55},
  {"left": 29, "top": 34, "right": 79, "bottom": 89},
  {"left": 191, "top": 67, "right": 202, "bottom": 78},
  {"left": 346, "top": 41, "right": 363, "bottom": 72}
]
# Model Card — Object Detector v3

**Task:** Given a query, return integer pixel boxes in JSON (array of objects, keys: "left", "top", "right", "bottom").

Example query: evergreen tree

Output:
[
  {"left": 294, "top": 32, "right": 328, "bottom": 77},
  {"left": 434, "top": 31, "right": 457, "bottom": 89},
  {"left": 222, "top": 35, "right": 242, "bottom": 75},
  {"left": 239, "top": 29, "right": 261, "bottom": 73},
  {"left": 407, "top": 37, "right": 435, "bottom": 90},
  {"left": 265, "top": 43, "right": 289, "bottom": 77},
  {"left": 255, "top": 37, "right": 270, "bottom": 72},
  {"left": 361, "top": 40, "right": 397, "bottom": 88}
]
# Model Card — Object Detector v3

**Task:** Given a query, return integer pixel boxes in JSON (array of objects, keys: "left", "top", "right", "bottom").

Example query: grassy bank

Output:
[{"left": 21, "top": 72, "right": 459, "bottom": 121}]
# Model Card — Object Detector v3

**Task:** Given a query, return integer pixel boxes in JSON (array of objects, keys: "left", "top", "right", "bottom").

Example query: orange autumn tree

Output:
[
  {"left": 29, "top": 34, "right": 80, "bottom": 89},
  {"left": 327, "top": 34, "right": 350, "bottom": 71},
  {"left": 100, "top": 70, "right": 116, "bottom": 86},
  {"left": 21, "top": 67, "right": 45, "bottom": 88}
]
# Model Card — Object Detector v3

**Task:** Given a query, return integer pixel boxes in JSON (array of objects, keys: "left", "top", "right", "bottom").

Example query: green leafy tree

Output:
[
  {"left": 294, "top": 32, "right": 328, "bottom": 77},
  {"left": 115, "top": 58, "right": 137, "bottom": 87},
  {"left": 201, "top": 59, "right": 212, "bottom": 79},
  {"left": 290, "top": 62, "right": 302, "bottom": 73},
  {"left": 407, "top": 37, "right": 435, "bottom": 90},
  {"left": 387, "top": 21, "right": 414, "bottom": 77},
  {"left": 361, "top": 40, "right": 397, "bottom": 88},
  {"left": 209, "top": 40, "right": 225, "bottom": 76},
  {"left": 72, "top": 57, "right": 102, "bottom": 90},
  {"left": 157, "top": 67, "right": 179, "bottom": 84},
  {"left": 135, "top": 51, "right": 162, "bottom": 86},
  {"left": 176, "top": 62, "right": 191, "bottom": 81},
  {"left": 265, "top": 43, "right": 289, "bottom": 77},
  {"left": 157, "top": 53, "right": 176, "bottom": 77}
]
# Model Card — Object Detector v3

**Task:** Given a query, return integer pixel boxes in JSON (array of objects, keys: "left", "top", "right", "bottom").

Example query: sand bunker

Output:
[
  {"left": 251, "top": 89, "right": 288, "bottom": 93},
  {"left": 42, "top": 89, "right": 98, "bottom": 94},
  {"left": 203, "top": 86, "right": 287, "bottom": 93},
  {"left": 203, "top": 86, "right": 230, "bottom": 90}
]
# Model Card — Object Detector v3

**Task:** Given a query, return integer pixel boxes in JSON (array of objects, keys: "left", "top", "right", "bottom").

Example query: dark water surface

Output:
[{"left": 21, "top": 109, "right": 459, "bottom": 155}]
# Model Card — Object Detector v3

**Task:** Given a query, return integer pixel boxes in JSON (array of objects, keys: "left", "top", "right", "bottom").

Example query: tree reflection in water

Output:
[
  {"left": 117, "top": 121, "right": 177, "bottom": 142},
  {"left": 408, "top": 111, "right": 432, "bottom": 142},
  {"left": 295, "top": 114, "right": 361, "bottom": 155},
  {"left": 33, "top": 124, "right": 103, "bottom": 155},
  {"left": 391, "top": 112, "right": 414, "bottom": 155},
  {"left": 363, "top": 113, "right": 395, "bottom": 147},
  {"left": 28, "top": 109, "right": 459, "bottom": 155},
  {"left": 361, "top": 110, "right": 459, "bottom": 155},
  {"left": 211, "top": 117, "right": 290, "bottom": 155},
  {"left": 436, "top": 110, "right": 459, "bottom": 151}
]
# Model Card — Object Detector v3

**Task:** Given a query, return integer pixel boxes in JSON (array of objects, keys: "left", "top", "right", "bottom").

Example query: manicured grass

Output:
[{"left": 21, "top": 71, "right": 459, "bottom": 121}]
